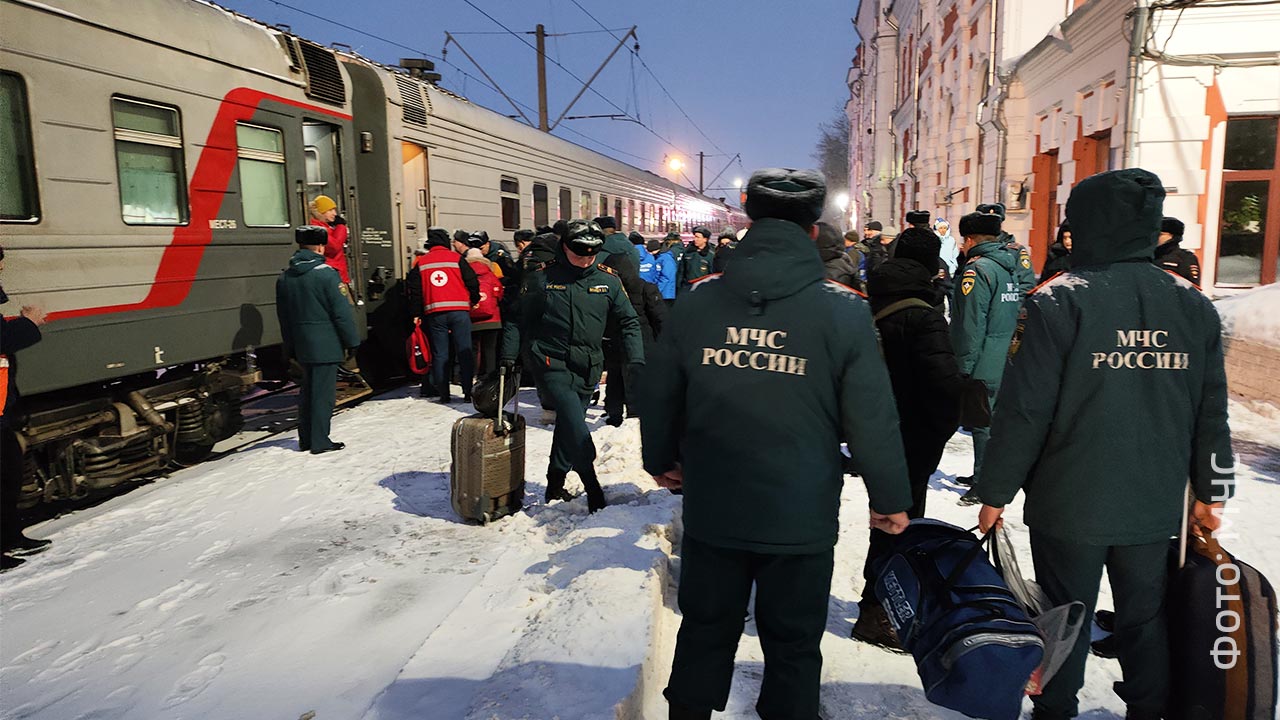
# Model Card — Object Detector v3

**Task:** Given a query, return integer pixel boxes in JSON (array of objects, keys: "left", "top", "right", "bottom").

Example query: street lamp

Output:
[
  {"left": 733, "top": 178, "right": 743, "bottom": 189},
  {"left": 834, "top": 192, "right": 850, "bottom": 212},
  {"left": 667, "top": 156, "right": 684, "bottom": 172}
]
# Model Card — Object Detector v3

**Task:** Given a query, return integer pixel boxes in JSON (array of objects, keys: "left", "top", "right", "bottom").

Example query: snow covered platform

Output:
[{"left": 2, "top": 389, "right": 1278, "bottom": 719}]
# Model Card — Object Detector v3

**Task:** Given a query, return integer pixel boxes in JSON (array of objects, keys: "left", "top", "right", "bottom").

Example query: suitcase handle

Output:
[{"left": 495, "top": 367, "right": 509, "bottom": 436}]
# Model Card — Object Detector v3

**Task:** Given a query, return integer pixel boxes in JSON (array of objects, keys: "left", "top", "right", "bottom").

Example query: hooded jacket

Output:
[
  {"left": 817, "top": 224, "right": 864, "bottom": 292},
  {"left": 275, "top": 249, "right": 361, "bottom": 364},
  {"left": 1002, "top": 233, "right": 1037, "bottom": 295},
  {"left": 1039, "top": 241, "right": 1071, "bottom": 284},
  {"left": 640, "top": 218, "right": 912, "bottom": 554},
  {"left": 652, "top": 249, "right": 677, "bottom": 299},
  {"left": 951, "top": 240, "right": 1022, "bottom": 385},
  {"left": 599, "top": 231, "right": 639, "bottom": 267},
  {"left": 977, "top": 169, "right": 1233, "bottom": 545},
  {"left": 604, "top": 254, "right": 666, "bottom": 344}
]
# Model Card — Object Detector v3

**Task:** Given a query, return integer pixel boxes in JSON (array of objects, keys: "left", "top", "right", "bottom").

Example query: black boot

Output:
[
  {"left": 1095, "top": 608, "right": 1116, "bottom": 633},
  {"left": 581, "top": 470, "right": 607, "bottom": 513},
  {"left": 545, "top": 470, "right": 577, "bottom": 503},
  {"left": 850, "top": 602, "right": 905, "bottom": 653},
  {"left": 1090, "top": 633, "right": 1119, "bottom": 659}
]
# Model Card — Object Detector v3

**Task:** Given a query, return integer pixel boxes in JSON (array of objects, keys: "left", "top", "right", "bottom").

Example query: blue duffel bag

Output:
[{"left": 873, "top": 519, "right": 1044, "bottom": 720}]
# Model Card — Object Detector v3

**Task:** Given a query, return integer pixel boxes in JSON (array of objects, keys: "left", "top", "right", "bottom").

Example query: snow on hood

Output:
[
  {"left": 1216, "top": 283, "right": 1280, "bottom": 347},
  {"left": 1065, "top": 168, "right": 1164, "bottom": 267}
]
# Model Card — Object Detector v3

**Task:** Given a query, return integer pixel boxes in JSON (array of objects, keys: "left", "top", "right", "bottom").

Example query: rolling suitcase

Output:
[
  {"left": 1168, "top": 496, "right": 1278, "bottom": 720},
  {"left": 450, "top": 368, "right": 525, "bottom": 524}
]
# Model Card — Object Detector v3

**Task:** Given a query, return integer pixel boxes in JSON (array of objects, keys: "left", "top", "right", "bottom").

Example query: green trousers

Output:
[
  {"left": 530, "top": 365, "right": 599, "bottom": 488},
  {"left": 298, "top": 362, "right": 338, "bottom": 452},
  {"left": 1029, "top": 531, "right": 1171, "bottom": 717},
  {"left": 665, "top": 533, "right": 834, "bottom": 720}
]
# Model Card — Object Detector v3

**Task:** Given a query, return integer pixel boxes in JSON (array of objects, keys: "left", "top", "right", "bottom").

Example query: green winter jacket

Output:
[
  {"left": 640, "top": 218, "right": 913, "bottom": 554},
  {"left": 978, "top": 169, "right": 1234, "bottom": 545},
  {"left": 676, "top": 243, "right": 716, "bottom": 294},
  {"left": 599, "top": 231, "right": 638, "bottom": 267},
  {"left": 1001, "top": 233, "right": 1037, "bottom": 295},
  {"left": 275, "top": 249, "right": 360, "bottom": 364},
  {"left": 952, "top": 240, "right": 1022, "bottom": 385},
  {"left": 502, "top": 253, "right": 643, "bottom": 385}
]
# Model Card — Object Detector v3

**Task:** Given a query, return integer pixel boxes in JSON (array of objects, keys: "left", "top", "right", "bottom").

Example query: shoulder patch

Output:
[
  {"left": 338, "top": 283, "right": 350, "bottom": 297},
  {"left": 595, "top": 263, "right": 617, "bottom": 276},
  {"left": 962, "top": 268, "right": 978, "bottom": 277},
  {"left": 960, "top": 275, "right": 975, "bottom": 295}
]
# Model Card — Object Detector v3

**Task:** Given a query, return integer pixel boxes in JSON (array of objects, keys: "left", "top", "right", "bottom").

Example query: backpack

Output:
[
  {"left": 873, "top": 519, "right": 1044, "bottom": 720},
  {"left": 469, "top": 264, "right": 502, "bottom": 323}
]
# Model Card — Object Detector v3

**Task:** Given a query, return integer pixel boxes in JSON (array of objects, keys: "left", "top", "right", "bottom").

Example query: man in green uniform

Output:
[
  {"left": 593, "top": 215, "right": 639, "bottom": 266},
  {"left": 975, "top": 169, "right": 1233, "bottom": 720},
  {"left": 501, "top": 219, "right": 643, "bottom": 512},
  {"left": 641, "top": 169, "right": 912, "bottom": 720},
  {"left": 276, "top": 226, "right": 361, "bottom": 454},
  {"left": 675, "top": 226, "right": 716, "bottom": 296},
  {"left": 952, "top": 212, "right": 1022, "bottom": 504},
  {"left": 978, "top": 202, "right": 1036, "bottom": 294}
]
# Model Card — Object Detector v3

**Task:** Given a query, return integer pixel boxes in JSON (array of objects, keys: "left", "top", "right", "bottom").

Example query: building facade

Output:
[{"left": 848, "top": 0, "right": 1280, "bottom": 290}]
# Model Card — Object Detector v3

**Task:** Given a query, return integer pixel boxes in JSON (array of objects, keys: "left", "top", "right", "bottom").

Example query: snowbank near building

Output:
[{"left": 1217, "top": 285, "right": 1280, "bottom": 405}]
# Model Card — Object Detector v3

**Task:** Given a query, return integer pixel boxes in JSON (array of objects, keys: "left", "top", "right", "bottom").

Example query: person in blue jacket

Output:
[{"left": 651, "top": 237, "right": 678, "bottom": 306}]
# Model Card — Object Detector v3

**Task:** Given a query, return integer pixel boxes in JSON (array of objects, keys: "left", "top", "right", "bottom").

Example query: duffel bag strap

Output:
[{"left": 940, "top": 526, "right": 994, "bottom": 593}]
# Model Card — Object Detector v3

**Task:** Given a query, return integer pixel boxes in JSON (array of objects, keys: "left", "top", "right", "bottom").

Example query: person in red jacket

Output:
[
  {"left": 405, "top": 228, "right": 480, "bottom": 401},
  {"left": 309, "top": 194, "right": 351, "bottom": 285},
  {"left": 464, "top": 248, "right": 504, "bottom": 378}
]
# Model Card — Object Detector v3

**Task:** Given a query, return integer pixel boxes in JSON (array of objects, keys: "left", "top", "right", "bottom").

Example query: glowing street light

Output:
[
  {"left": 834, "top": 192, "right": 850, "bottom": 212},
  {"left": 667, "top": 156, "right": 685, "bottom": 172},
  {"left": 733, "top": 177, "right": 744, "bottom": 189}
]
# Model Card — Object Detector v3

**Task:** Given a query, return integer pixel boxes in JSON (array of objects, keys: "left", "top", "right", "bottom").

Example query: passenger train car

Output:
[{"left": 0, "top": 0, "right": 746, "bottom": 507}]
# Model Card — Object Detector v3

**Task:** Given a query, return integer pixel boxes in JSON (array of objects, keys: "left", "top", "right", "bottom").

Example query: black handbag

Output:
[
  {"left": 471, "top": 367, "right": 520, "bottom": 418},
  {"left": 958, "top": 376, "right": 992, "bottom": 429}
]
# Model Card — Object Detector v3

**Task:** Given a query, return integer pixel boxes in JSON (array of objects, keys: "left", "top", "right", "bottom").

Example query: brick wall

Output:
[{"left": 1224, "top": 335, "right": 1280, "bottom": 406}]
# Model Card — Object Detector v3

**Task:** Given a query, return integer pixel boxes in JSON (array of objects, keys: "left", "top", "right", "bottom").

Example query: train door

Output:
[
  {"left": 302, "top": 120, "right": 362, "bottom": 299},
  {"left": 401, "top": 141, "right": 430, "bottom": 266}
]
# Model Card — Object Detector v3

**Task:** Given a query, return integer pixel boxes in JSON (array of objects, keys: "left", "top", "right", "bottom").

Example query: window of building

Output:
[
  {"left": 640, "top": 202, "right": 648, "bottom": 232},
  {"left": 235, "top": 123, "right": 288, "bottom": 226},
  {"left": 614, "top": 198, "right": 623, "bottom": 228},
  {"left": 500, "top": 175, "right": 520, "bottom": 231},
  {"left": 112, "top": 97, "right": 188, "bottom": 225},
  {"left": 627, "top": 200, "right": 636, "bottom": 231},
  {"left": 0, "top": 72, "right": 39, "bottom": 222},
  {"left": 559, "top": 186, "right": 572, "bottom": 221},
  {"left": 532, "top": 182, "right": 549, "bottom": 227},
  {"left": 580, "top": 190, "right": 591, "bottom": 219},
  {"left": 1218, "top": 116, "right": 1280, "bottom": 285},
  {"left": 599, "top": 194, "right": 609, "bottom": 218}
]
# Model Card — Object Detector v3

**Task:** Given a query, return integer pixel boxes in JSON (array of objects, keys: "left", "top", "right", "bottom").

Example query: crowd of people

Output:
[{"left": 1, "top": 163, "right": 1235, "bottom": 720}]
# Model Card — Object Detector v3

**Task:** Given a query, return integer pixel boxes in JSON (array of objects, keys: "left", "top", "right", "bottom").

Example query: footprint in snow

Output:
[{"left": 162, "top": 652, "right": 226, "bottom": 708}]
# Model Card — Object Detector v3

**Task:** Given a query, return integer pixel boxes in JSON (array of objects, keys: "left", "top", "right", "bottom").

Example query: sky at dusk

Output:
[{"left": 215, "top": 0, "right": 860, "bottom": 199}]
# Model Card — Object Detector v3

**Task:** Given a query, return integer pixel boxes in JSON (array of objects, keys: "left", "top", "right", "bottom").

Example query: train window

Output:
[
  {"left": 599, "top": 194, "right": 608, "bottom": 218},
  {"left": 658, "top": 206, "right": 665, "bottom": 231},
  {"left": 628, "top": 200, "right": 636, "bottom": 231},
  {"left": 558, "top": 187, "right": 572, "bottom": 221},
  {"left": 614, "top": 199, "right": 623, "bottom": 229},
  {"left": 532, "top": 182, "right": 549, "bottom": 227},
  {"left": 580, "top": 190, "right": 590, "bottom": 219},
  {"left": 500, "top": 175, "right": 520, "bottom": 231},
  {"left": 111, "top": 97, "right": 188, "bottom": 225},
  {"left": 0, "top": 72, "right": 39, "bottom": 222},
  {"left": 235, "top": 123, "right": 288, "bottom": 226},
  {"left": 640, "top": 202, "right": 648, "bottom": 233}
]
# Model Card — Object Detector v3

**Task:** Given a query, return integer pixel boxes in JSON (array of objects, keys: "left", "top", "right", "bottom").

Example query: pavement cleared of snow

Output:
[{"left": 1, "top": 388, "right": 1277, "bottom": 719}]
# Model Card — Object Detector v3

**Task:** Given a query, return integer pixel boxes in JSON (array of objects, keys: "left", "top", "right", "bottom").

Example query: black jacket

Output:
[
  {"left": 712, "top": 241, "right": 737, "bottom": 274},
  {"left": 604, "top": 254, "right": 667, "bottom": 343},
  {"left": 817, "top": 225, "right": 865, "bottom": 292},
  {"left": 864, "top": 237, "right": 897, "bottom": 275},
  {"left": 1039, "top": 242, "right": 1071, "bottom": 284},
  {"left": 1154, "top": 239, "right": 1201, "bottom": 287},
  {"left": 867, "top": 259, "right": 962, "bottom": 470},
  {"left": 640, "top": 218, "right": 912, "bottom": 554},
  {"left": 978, "top": 169, "right": 1233, "bottom": 545}
]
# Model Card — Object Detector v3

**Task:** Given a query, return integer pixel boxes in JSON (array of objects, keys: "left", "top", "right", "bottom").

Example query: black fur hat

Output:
[
  {"left": 467, "top": 230, "right": 490, "bottom": 248},
  {"left": 592, "top": 215, "right": 618, "bottom": 231},
  {"left": 692, "top": 226, "right": 711, "bottom": 239},
  {"left": 743, "top": 168, "right": 826, "bottom": 227},
  {"left": 629, "top": 231, "right": 646, "bottom": 245},
  {"left": 906, "top": 210, "right": 931, "bottom": 226},
  {"left": 514, "top": 229, "right": 536, "bottom": 243},
  {"left": 958, "top": 212, "right": 1002, "bottom": 238},
  {"left": 1161, "top": 216, "right": 1185, "bottom": 239},
  {"left": 427, "top": 226, "right": 451, "bottom": 248},
  {"left": 295, "top": 225, "right": 328, "bottom": 245}
]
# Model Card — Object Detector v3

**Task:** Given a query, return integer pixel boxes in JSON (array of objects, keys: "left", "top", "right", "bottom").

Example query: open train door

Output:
[{"left": 401, "top": 141, "right": 431, "bottom": 260}]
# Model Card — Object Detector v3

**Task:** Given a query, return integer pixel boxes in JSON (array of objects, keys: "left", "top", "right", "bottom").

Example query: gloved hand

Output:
[{"left": 332, "top": 214, "right": 347, "bottom": 226}]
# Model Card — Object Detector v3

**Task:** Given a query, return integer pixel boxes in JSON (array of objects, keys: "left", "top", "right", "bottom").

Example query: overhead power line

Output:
[
  {"left": 238, "top": 0, "right": 667, "bottom": 167},
  {"left": 565, "top": 0, "right": 733, "bottom": 158}
]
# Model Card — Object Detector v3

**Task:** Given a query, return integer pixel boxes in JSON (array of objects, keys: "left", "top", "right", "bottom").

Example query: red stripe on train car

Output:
[{"left": 48, "top": 88, "right": 352, "bottom": 322}]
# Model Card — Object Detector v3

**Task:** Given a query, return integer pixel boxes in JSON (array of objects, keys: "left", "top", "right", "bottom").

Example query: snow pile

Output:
[
  {"left": 2, "top": 390, "right": 1277, "bottom": 719},
  {"left": 1216, "top": 283, "right": 1280, "bottom": 346}
]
